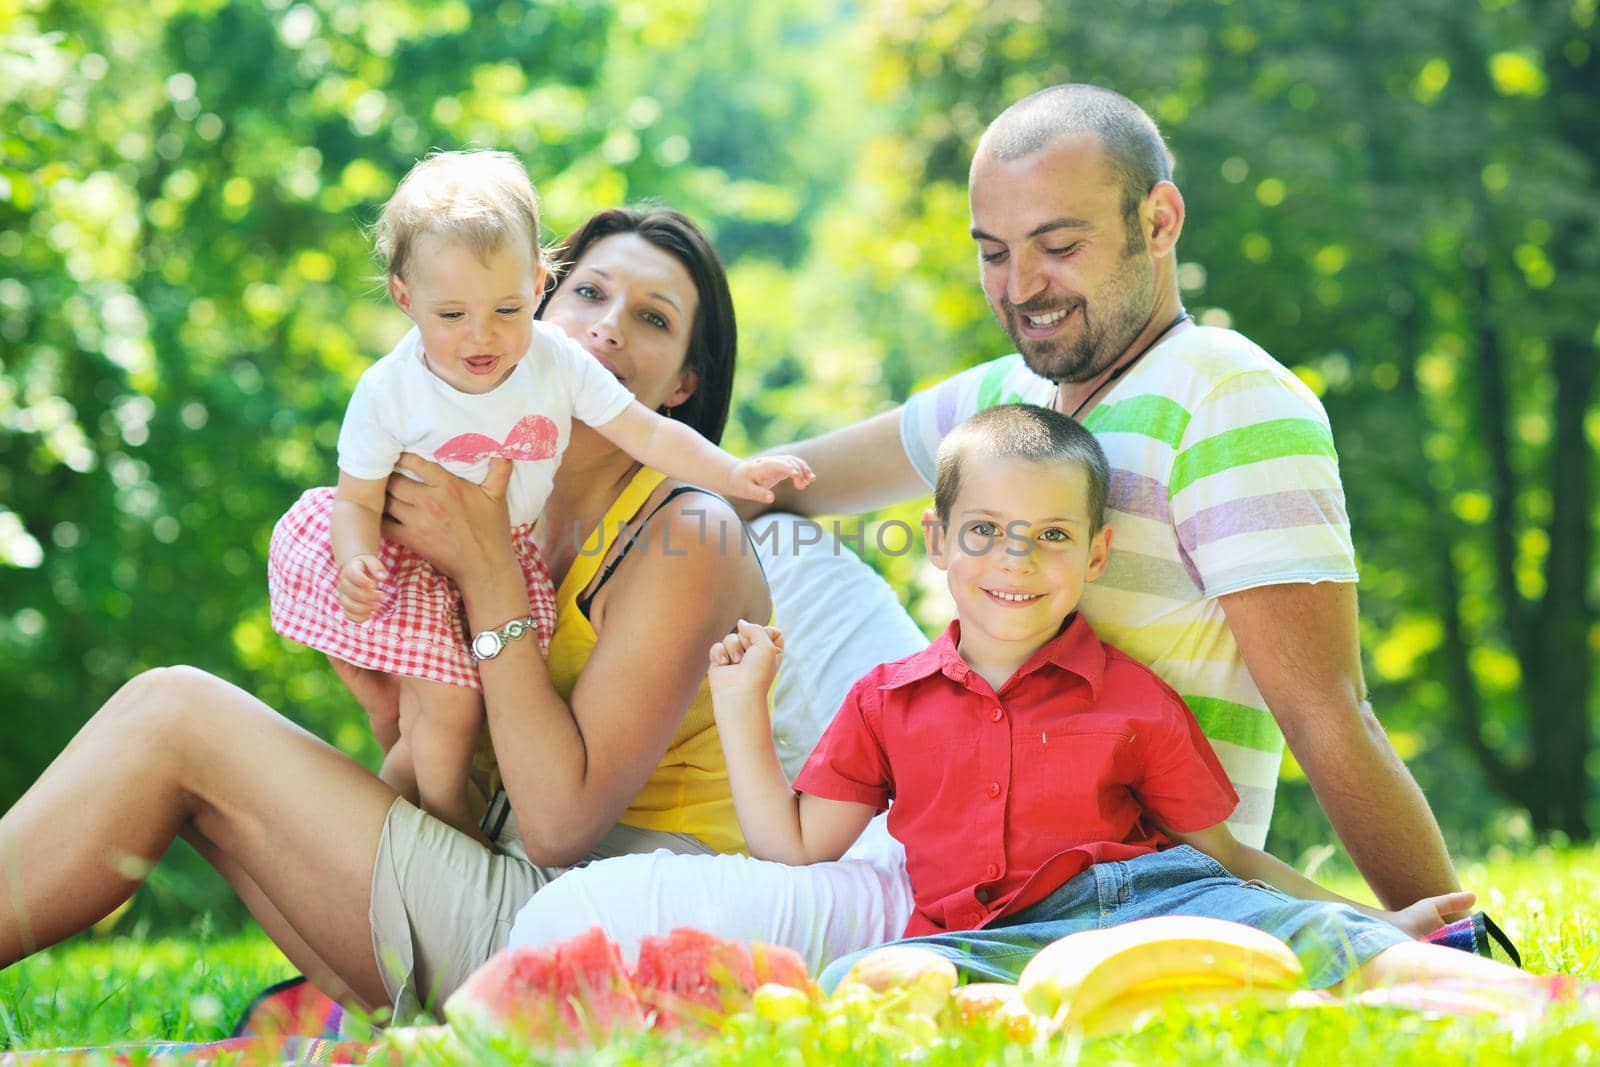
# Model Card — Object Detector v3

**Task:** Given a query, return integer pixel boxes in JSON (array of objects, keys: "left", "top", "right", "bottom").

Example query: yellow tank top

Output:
[{"left": 545, "top": 467, "right": 747, "bottom": 855}]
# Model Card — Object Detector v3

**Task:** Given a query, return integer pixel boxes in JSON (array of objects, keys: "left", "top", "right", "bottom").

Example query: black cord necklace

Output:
[{"left": 1057, "top": 310, "right": 1192, "bottom": 420}]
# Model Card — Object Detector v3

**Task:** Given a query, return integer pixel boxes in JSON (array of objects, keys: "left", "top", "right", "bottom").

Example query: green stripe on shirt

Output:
[
  {"left": 1183, "top": 695, "right": 1283, "bottom": 753},
  {"left": 1084, "top": 394, "right": 1191, "bottom": 449},
  {"left": 1170, "top": 418, "right": 1337, "bottom": 497}
]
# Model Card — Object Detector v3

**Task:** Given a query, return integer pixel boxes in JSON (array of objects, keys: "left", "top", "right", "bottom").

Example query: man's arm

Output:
[
  {"left": 1219, "top": 580, "right": 1461, "bottom": 910},
  {"left": 750, "top": 408, "right": 928, "bottom": 518}
]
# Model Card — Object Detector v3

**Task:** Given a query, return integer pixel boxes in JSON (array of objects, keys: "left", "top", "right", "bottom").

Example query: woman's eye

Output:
[
  {"left": 573, "top": 282, "right": 601, "bottom": 299},
  {"left": 642, "top": 310, "right": 669, "bottom": 329}
]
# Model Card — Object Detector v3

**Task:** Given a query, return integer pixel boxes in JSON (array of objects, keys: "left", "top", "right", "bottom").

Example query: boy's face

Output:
[
  {"left": 925, "top": 453, "right": 1112, "bottom": 656},
  {"left": 389, "top": 231, "right": 542, "bottom": 395}
]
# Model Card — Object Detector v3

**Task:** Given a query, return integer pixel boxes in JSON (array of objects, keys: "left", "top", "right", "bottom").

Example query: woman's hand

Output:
[{"left": 380, "top": 455, "right": 517, "bottom": 587}]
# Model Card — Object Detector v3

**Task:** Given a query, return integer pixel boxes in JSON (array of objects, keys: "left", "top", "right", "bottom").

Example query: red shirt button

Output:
[
  {"left": 985, "top": 863, "right": 999, "bottom": 879},
  {"left": 990, "top": 707, "right": 1004, "bottom": 722},
  {"left": 986, "top": 781, "right": 1001, "bottom": 798},
  {"left": 967, "top": 911, "right": 984, "bottom": 927}
]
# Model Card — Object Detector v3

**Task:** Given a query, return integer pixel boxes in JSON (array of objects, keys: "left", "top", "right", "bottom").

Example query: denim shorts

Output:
[{"left": 818, "top": 845, "right": 1410, "bottom": 991}]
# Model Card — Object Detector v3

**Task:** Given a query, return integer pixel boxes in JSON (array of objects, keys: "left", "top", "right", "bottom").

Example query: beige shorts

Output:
[{"left": 369, "top": 794, "right": 714, "bottom": 1019}]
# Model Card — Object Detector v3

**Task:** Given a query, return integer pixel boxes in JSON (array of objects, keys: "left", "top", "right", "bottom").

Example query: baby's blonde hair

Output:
[{"left": 373, "top": 150, "right": 544, "bottom": 280}]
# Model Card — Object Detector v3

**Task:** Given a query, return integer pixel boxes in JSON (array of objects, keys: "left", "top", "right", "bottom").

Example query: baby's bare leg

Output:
[
  {"left": 328, "top": 658, "right": 401, "bottom": 752},
  {"left": 396, "top": 677, "right": 487, "bottom": 844}
]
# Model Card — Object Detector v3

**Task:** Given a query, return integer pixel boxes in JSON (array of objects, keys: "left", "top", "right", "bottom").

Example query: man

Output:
[{"left": 758, "top": 83, "right": 1459, "bottom": 909}]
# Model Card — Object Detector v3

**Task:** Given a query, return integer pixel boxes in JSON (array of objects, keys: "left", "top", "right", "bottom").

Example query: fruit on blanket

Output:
[
  {"left": 951, "top": 982, "right": 1039, "bottom": 1040},
  {"left": 752, "top": 982, "right": 814, "bottom": 1023},
  {"left": 1018, "top": 916, "right": 1304, "bottom": 1032},
  {"left": 444, "top": 926, "right": 644, "bottom": 1046},
  {"left": 632, "top": 927, "right": 814, "bottom": 1031},
  {"left": 833, "top": 945, "right": 958, "bottom": 1018},
  {"left": 1074, "top": 980, "right": 1297, "bottom": 1037},
  {"left": 367, "top": 1023, "right": 467, "bottom": 1065}
]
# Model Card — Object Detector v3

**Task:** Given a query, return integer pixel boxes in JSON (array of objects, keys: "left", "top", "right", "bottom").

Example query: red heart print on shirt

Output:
[{"left": 434, "top": 414, "right": 559, "bottom": 464}]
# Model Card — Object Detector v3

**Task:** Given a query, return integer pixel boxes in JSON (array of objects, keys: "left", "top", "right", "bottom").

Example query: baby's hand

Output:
[
  {"left": 337, "top": 554, "right": 389, "bottom": 622},
  {"left": 1383, "top": 890, "right": 1477, "bottom": 937},
  {"left": 707, "top": 620, "right": 785, "bottom": 700},
  {"left": 727, "top": 455, "right": 814, "bottom": 504}
]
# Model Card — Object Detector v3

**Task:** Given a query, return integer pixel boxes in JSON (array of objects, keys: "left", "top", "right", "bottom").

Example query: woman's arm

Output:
[
  {"left": 1165, "top": 822, "right": 1475, "bottom": 937},
  {"left": 381, "top": 455, "right": 771, "bottom": 865}
]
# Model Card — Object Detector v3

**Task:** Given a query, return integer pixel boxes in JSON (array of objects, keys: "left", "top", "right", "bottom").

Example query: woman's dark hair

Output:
[{"left": 538, "top": 207, "right": 736, "bottom": 444}]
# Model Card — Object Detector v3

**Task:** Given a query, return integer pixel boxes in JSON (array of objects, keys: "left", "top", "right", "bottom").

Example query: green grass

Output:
[{"left": 2, "top": 843, "right": 1597, "bottom": 1063}]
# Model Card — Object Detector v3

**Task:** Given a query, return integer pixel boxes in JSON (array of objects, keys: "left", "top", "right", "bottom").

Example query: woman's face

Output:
[{"left": 542, "top": 232, "right": 700, "bottom": 413}]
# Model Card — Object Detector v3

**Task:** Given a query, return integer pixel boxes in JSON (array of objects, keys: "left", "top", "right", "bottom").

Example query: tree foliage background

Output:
[{"left": 2, "top": 0, "right": 1596, "bottom": 925}]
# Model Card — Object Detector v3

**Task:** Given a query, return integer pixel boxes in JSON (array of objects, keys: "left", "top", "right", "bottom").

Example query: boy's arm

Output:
[
  {"left": 595, "top": 403, "right": 813, "bottom": 504},
  {"left": 1164, "top": 822, "right": 1475, "bottom": 937},
  {"left": 709, "top": 620, "right": 876, "bottom": 864},
  {"left": 331, "top": 471, "right": 390, "bottom": 621}
]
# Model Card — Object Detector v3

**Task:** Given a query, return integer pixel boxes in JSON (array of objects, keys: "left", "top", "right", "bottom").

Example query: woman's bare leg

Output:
[
  {"left": 0, "top": 666, "right": 397, "bottom": 1008},
  {"left": 1347, "top": 939, "right": 1535, "bottom": 989}
]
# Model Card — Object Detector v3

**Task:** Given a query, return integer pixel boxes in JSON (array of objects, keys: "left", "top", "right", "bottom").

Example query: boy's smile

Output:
[{"left": 926, "top": 453, "right": 1112, "bottom": 689}]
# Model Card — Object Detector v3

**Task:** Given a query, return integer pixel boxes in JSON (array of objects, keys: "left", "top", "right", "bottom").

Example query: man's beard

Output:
[{"left": 1003, "top": 250, "right": 1155, "bottom": 384}]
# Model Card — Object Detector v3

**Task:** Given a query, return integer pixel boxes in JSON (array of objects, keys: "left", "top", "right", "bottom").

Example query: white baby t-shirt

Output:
[{"left": 337, "top": 319, "right": 635, "bottom": 527}]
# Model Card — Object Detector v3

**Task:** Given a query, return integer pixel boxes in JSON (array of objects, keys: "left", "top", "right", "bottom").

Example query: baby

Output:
[{"left": 269, "top": 150, "right": 810, "bottom": 837}]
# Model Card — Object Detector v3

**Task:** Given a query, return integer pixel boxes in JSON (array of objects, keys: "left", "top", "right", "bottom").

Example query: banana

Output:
[
  {"left": 1018, "top": 916, "right": 1304, "bottom": 1028},
  {"left": 1074, "top": 979, "right": 1298, "bottom": 1037}
]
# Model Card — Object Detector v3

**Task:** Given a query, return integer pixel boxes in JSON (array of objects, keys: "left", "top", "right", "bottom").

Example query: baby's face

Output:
[
  {"left": 390, "top": 232, "right": 540, "bottom": 394},
  {"left": 928, "top": 454, "right": 1112, "bottom": 653}
]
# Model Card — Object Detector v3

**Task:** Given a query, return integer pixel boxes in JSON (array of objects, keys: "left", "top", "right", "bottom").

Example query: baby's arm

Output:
[
  {"left": 331, "top": 471, "right": 390, "bottom": 622},
  {"left": 596, "top": 402, "right": 813, "bottom": 504},
  {"left": 708, "top": 620, "right": 875, "bottom": 863},
  {"left": 1165, "top": 822, "right": 1476, "bottom": 937}
]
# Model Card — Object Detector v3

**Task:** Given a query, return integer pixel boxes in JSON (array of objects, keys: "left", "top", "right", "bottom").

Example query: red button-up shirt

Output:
[{"left": 794, "top": 614, "right": 1238, "bottom": 937}]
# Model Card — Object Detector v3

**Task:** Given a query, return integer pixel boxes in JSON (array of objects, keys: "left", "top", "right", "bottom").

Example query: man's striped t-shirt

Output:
[{"left": 899, "top": 325, "right": 1356, "bottom": 849}]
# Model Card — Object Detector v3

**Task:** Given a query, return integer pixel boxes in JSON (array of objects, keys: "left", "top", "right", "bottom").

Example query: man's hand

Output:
[
  {"left": 1379, "top": 891, "right": 1478, "bottom": 937},
  {"left": 708, "top": 620, "right": 785, "bottom": 705},
  {"left": 726, "top": 456, "right": 814, "bottom": 504},
  {"left": 336, "top": 554, "right": 388, "bottom": 622}
]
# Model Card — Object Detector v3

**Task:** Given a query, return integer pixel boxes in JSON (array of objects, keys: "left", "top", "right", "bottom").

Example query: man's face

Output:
[{"left": 969, "top": 135, "right": 1156, "bottom": 384}]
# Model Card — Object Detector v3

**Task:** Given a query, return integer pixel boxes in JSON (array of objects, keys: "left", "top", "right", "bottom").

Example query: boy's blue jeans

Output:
[{"left": 818, "top": 846, "right": 1410, "bottom": 991}]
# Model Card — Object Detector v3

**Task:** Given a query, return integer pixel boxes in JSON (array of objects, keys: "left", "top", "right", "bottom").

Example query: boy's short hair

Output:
[
  {"left": 373, "top": 150, "right": 544, "bottom": 280},
  {"left": 933, "top": 404, "right": 1110, "bottom": 529}
]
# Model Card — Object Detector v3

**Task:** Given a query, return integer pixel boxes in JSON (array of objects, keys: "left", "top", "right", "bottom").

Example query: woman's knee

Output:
[{"left": 100, "top": 665, "right": 236, "bottom": 753}]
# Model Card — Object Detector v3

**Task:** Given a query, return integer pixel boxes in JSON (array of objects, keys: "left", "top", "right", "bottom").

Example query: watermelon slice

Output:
[
  {"left": 444, "top": 926, "right": 645, "bottom": 1047},
  {"left": 630, "top": 927, "right": 814, "bottom": 1031}
]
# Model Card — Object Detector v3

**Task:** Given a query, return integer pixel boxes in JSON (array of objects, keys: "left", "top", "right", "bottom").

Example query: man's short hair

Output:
[
  {"left": 981, "top": 84, "right": 1172, "bottom": 251},
  {"left": 934, "top": 404, "right": 1110, "bottom": 530}
]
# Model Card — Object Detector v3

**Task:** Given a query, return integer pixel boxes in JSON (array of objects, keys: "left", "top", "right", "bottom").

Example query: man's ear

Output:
[
  {"left": 1143, "top": 181, "right": 1185, "bottom": 259},
  {"left": 922, "top": 507, "right": 949, "bottom": 571},
  {"left": 1084, "top": 523, "right": 1113, "bottom": 583},
  {"left": 388, "top": 273, "right": 412, "bottom": 316}
]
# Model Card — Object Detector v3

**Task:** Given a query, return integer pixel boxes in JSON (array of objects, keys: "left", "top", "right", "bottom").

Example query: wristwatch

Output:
[{"left": 470, "top": 615, "right": 539, "bottom": 661}]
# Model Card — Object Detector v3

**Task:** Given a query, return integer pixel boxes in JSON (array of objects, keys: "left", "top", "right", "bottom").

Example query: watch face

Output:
[{"left": 472, "top": 630, "right": 503, "bottom": 660}]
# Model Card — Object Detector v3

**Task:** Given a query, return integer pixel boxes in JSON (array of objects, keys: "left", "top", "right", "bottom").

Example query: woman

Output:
[{"left": 0, "top": 207, "right": 898, "bottom": 1017}]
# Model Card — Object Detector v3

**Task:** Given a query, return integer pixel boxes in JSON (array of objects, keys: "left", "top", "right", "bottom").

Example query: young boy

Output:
[{"left": 708, "top": 404, "right": 1527, "bottom": 993}]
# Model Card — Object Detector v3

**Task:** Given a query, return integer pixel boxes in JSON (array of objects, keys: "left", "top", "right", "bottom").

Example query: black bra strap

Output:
[{"left": 577, "top": 485, "right": 716, "bottom": 619}]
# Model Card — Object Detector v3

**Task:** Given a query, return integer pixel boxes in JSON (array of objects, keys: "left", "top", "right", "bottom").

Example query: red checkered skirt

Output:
[{"left": 267, "top": 487, "right": 556, "bottom": 689}]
